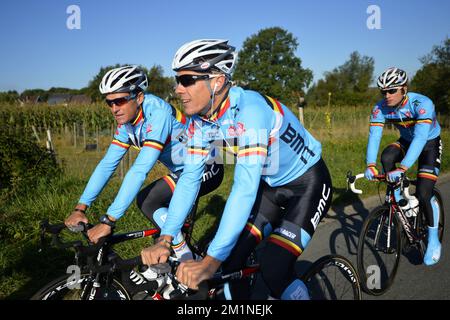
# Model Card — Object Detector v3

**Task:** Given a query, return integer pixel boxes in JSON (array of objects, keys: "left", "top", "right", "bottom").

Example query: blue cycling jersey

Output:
[
  {"left": 161, "top": 86, "right": 322, "bottom": 261},
  {"left": 366, "top": 92, "right": 441, "bottom": 169},
  {"left": 79, "top": 93, "right": 188, "bottom": 219}
]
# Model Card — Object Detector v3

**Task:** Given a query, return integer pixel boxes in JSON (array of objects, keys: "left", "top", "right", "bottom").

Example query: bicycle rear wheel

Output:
[
  {"left": 357, "top": 205, "right": 401, "bottom": 296},
  {"left": 30, "top": 273, "right": 131, "bottom": 300},
  {"left": 302, "top": 255, "right": 361, "bottom": 300}
]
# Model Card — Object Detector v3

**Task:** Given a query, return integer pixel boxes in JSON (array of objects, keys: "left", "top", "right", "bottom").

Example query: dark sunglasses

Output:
[
  {"left": 380, "top": 88, "right": 399, "bottom": 96},
  {"left": 105, "top": 93, "right": 137, "bottom": 107},
  {"left": 175, "top": 74, "right": 213, "bottom": 87}
]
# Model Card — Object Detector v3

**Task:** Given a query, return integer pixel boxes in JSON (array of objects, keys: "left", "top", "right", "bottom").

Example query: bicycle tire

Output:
[
  {"left": 357, "top": 205, "right": 401, "bottom": 296},
  {"left": 302, "top": 254, "right": 361, "bottom": 300},
  {"left": 30, "top": 273, "right": 131, "bottom": 300}
]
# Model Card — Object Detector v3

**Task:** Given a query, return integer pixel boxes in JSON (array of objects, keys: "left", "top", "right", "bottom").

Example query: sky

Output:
[{"left": 0, "top": 0, "right": 449, "bottom": 93}]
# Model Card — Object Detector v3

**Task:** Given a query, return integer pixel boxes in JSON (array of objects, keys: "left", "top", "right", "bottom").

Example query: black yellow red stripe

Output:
[
  {"left": 418, "top": 173, "right": 438, "bottom": 181},
  {"left": 416, "top": 119, "right": 432, "bottom": 125},
  {"left": 370, "top": 123, "right": 385, "bottom": 127},
  {"left": 237, "top": 144, "right": 268, "bottom": 158},
  {"left": 263, "top": 95, "right": 284, "bottom": 116},
  {"left": 143, "top": 140, "right": 164, "bottom": 151},
  {"left": 163, "top": 175, "right": 176, "bottom": 192},
  {"left": 187, "top": 147, "right": 209, "bottom": 156},
  {"left": 209, "top": 97, "right": 231, "bottom": 121},
  {"left": 111, "top": 139, "right": 130, "bottom": 149},
  {"left": 268, "top": 234, "right": 302, "bottom": 256},
  {"left": 401, "top": 95, "right": 409, "bottom": 107},
  {"left": 170, "top": 105, "right": 187, "bottom": 124},
  {"left": 245, "top": 223, "right": 263, "bottom": 243},
  {"left": 131, "top": 108, "right": 144, "bottom": 126}
]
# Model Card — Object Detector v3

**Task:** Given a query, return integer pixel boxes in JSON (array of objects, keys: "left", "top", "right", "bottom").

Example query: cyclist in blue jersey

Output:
[
  {"left": 141, "top": 39, "right": 333, "bottom": 300},
  {"left": 65, "top": 66, "right": 223, "bottom": 262},
  {"left": 365, "top": 67, "right": 443, "bottom": 266}
]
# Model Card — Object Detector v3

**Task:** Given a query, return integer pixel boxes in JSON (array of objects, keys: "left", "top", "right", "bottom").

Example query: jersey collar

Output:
[
  {"left": 131, "top": 107, "right": 144, "bottom": 126},
  {"left": 202, "top": 93, "right": 231, "bottom": 122}
]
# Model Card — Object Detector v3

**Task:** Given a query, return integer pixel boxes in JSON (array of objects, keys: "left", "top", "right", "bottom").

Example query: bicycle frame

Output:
[{"left": 347, "top": 172, "right": 425, "bottom": 250}]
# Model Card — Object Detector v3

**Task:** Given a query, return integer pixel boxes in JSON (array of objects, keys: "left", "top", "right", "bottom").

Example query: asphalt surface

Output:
[{"left": 297, "top": 173, "right": 450, "bottom": 300}]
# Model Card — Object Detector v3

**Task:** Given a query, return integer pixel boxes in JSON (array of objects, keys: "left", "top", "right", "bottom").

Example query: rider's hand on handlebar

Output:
[
  {"left": 141, "top": 236, "right": 172, "bottom": 266},
  {"left": 65, "top": 210, "right": 88, "bottom": 228},
  {"left": 387, "top": 167, "right": 406, "bottom": 183},
  {"left": 87, "top": 223, "right": 112, "bottom": 244},
  {"left": 176, "top": 255, "right": 221, "bottom": 290},
  {"left": 364, "top": 164, "right": 379, "bottom": 181}
]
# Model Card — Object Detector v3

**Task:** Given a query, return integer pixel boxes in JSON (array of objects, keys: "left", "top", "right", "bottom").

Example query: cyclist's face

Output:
[
  {"left": 383, "top": 87, "right": 405, "bottom": 107},
  {"left": 174, "top": 71, "right": 221, "bottom": 116},
  {"left": 106, "top": 92, "right": 143, "bottom": 125}
]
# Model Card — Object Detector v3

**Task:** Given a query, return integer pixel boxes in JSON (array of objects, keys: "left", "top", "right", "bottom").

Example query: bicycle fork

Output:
[{"left": 373, "top": 208, "right": 397, "bottom": 254}]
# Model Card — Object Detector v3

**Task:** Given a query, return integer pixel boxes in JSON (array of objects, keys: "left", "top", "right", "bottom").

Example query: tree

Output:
[
  {"left": 233, "top": 27, "right": 313, "bottom": 107},
  {"left": 307, "top": 51, "right": 376, "bottom": 106},
  {"left": 411, "top": 38, "right": 450, "bottom": 114},
  {"left": 84, "top": 64, "right": 175, "bottom": 102},
  {"left": 0, "top": 91, "right": 19, "bottom": 104}
]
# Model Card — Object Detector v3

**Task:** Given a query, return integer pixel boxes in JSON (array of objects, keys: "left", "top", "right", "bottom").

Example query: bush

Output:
[{"left": 0, "top": 127, "right": 61, "bottom": 196}]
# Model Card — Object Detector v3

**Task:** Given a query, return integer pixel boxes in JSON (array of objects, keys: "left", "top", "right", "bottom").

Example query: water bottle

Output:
[
  {"left": 399, "top": 196, "right": 419, "bottom": 218},
  {"left": 407, "top": 196, "right": 419, "bottom": 217}
]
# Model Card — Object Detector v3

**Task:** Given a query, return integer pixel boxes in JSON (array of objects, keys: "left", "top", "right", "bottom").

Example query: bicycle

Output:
[
  {"left": 32, "top": 219, "right": 362, "bottom": 300},
  {"left": 347, "top": 171, "right": 445, "bottom": 296}
]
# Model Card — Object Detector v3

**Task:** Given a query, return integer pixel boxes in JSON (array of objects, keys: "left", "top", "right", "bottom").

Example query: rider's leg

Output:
[
  {"left": 260, "top": 158, "right": 333, "bottom": 300},
  {"left": 381, "top": 141, "right": 406, "bottom": 202},
  {"left": 417, "top": 138, "right": 442, "bottom": 266},
  {"left": 217, "top": 181, "right": 281, "bottom": 300}
]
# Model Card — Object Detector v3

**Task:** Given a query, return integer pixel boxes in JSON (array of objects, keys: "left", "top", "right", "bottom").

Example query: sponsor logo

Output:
[
  {"left": 146, "top": 124, "right": 152, "bottom": 133},
  {"left": 419, "top": 108, "right": 426, "bottom": 115},
  {"left": 201, "top": 62, "right": 210, "bottom": 70},
  {"left": 228, "top": 122, "right": 246, "bottom": 137},
  {"left": 280, "top": 123, "right": 316, "bottom": 164},
  {"left": 274, "top": 227, "right": 297, "bottom": 240},
  {"left": 311, "top": 184, "right": 331, "bottom": 230}
]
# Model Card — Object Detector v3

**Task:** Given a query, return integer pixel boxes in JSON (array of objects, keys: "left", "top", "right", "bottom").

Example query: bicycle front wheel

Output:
[
  {"left": 30, "top": 273, "right": 131, "bottom": 300},
  {"left": 302, "top": 255, "right": 361, "bottom": 300},
  {"left": 357, "top": 205, "right": 401, "bottom": 296}
]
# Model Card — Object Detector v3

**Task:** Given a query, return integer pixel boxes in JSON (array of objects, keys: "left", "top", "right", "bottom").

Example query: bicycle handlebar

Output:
[{"left": 346, "top": 171, "right": 415, "bottom": 200}]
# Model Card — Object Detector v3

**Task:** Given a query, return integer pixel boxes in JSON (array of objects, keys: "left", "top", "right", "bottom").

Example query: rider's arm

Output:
[
  {"left": 78, "top": 132, "right": 130, "bottom": 207},
  {"left": 207, "top": 104, "right": 271, "bottom": 262},
  {"left": 366, "top": 104, "right": 385, "bottom": 166},
  {"left": 161, "top": 119, "right": 208, "bottom": 238},
  {"left": 400, "top": 100, "right": 435, "bottom": 169},
  {"left": 106, "top": 107, "right": 172, "bottom": 220}
]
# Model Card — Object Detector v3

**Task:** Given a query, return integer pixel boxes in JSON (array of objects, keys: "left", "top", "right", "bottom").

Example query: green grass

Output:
[{"left": 1, "top": 106, "right": 449, "bottom": 299}]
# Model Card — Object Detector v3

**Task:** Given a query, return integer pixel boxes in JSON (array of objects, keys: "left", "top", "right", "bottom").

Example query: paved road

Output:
[{"left": 298, "top": 174, "right": 450, "bottom": 300}]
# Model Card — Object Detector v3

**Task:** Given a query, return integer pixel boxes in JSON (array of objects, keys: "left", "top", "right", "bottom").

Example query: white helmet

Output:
[
  {"left": 99, "top": 65, "right": 148, "bottom": 94},
  {"left": 172, "top": 39, "right": 237, "bottom": 76},
  {"left": 377, "top": 67, "right": 408, "bottom": 89}
]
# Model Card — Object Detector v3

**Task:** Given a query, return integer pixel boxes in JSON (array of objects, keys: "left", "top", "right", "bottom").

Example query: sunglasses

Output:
[
  {"left": 105, "top": 93, "right": 137, "bottom": 107},
  {"left": 175, "top": 74, "right": 219, "bottom": 87},
  {"left": 380, "top": 88, "right": 400, "bottom": 96}
]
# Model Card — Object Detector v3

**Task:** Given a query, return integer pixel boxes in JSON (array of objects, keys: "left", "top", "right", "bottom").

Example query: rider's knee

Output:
[{"left": 380, "top": 147, "right": 400, "bottom": 169}]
